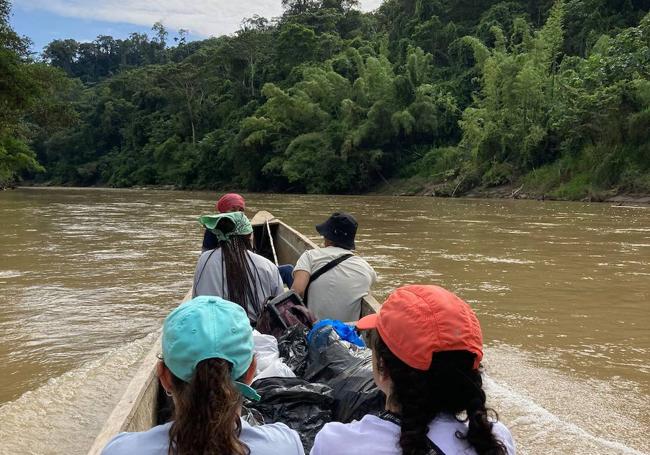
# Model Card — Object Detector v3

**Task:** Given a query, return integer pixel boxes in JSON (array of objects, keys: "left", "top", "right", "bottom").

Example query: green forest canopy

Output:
[{"left": 1, "top": 0, "right": 649, "bottom": 199}]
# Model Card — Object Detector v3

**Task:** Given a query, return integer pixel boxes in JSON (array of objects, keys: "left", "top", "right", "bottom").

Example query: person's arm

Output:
[
  {"left": 291, "top": 251, "right": 313, "bottom": 298},
  {"left": 291, "top": 270, "right": 311, "bottom": 298}
]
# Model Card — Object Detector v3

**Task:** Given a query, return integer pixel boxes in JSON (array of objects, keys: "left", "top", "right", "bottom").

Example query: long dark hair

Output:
[
  {"left": 371, "top": 330, "right": 506, "bottom": 455},
  {"left": 220, "top": 235, "right": 261, "bottom": 314},
  {"left": 167, "top": 358, "right": 250, "bottom": 455},
  {"left": 212, "top": 217, "right": 261, "bottom": 317}
]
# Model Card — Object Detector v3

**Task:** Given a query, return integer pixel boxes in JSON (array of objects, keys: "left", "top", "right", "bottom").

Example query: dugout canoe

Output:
[{"left": 87, "top": 211, "right": 380, "bottom": 454}]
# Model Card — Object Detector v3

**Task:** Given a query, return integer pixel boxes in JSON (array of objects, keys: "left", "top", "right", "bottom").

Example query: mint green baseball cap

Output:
[{"left": 162, "top": 296, "right": 260, "bottom": 401}]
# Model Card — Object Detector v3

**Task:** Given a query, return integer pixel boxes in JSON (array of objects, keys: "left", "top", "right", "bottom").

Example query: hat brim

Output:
[
  {"left": 235, "top": 381, "right": 261, "bottom": 402},
  {"left": 316, "top": 223, "right": 355, "bottom": 250},
  {"left": 355, "top": 313, "right": 378, "bottom": 331},
  {"left": 316, "top": 222, "right": 327, "bottom": 236}
]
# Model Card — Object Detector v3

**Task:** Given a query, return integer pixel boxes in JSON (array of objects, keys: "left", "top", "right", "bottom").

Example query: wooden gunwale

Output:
[{"left": 87, "top": 212, "right": 379, "bottom": 454}]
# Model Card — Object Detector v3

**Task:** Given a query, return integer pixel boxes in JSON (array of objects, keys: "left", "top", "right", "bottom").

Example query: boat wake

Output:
[
  {"left": 0, "top": 332, "right": 158, "bottom": 455},
  {"left": 484, "top": 345, "right": 648, "bottom": 455}
]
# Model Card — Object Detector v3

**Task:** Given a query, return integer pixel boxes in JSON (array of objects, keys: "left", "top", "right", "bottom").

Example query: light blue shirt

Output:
[{"left": 102, "top": 419, "right": 305, "bottom": 455}]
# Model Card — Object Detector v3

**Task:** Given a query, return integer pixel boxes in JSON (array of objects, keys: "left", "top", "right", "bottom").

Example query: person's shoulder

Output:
[
  {"left": 101, "top": 423, "right": 170, "bottom": 455},
  {"left": 248, "top": 251, "right": 279, "bottom": 269},
  {"left": 348, "top": 254, "right": 376, "bottom": 274},
  {"left": 198, "top": 247, "right": 220, "bottom": 261},
  {"left": 491, "top": 420, "right": 517, "bottom": 454},
  {"left": 311, "top": 415, "right": 393, "bottom": 453},
  {"left": 294, "top": 247, "right": 319, "bottom": 270},
  {"left": 242, "top": 421, "right": 304, "bottom": 454}
]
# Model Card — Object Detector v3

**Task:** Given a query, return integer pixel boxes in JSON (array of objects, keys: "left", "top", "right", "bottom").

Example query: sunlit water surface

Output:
[{"left": 0, "top": 188, "right": 648, "bottom": 454}]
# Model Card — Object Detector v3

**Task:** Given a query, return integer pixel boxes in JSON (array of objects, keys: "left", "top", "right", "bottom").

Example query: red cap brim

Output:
[{"left": 356, "top": 313, "right": 378, "bottom": 331}]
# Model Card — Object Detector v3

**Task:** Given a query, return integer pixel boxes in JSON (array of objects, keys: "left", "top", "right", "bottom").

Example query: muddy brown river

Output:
[{"left": 0, "top": 188, "right": 648, "bottom": 454}]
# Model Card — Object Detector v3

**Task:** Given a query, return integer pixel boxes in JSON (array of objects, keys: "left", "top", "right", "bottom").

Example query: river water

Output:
[{"left": 0, "top": 188, "right": 648, "bottom": 454}]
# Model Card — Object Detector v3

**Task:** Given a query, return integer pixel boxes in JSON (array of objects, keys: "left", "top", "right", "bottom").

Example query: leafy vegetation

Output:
[
  {"left": 2, "top": 0, "right": 649, "bottom": 198},
  {"left": 0, "top": 0, "right": 77, "bottom": 188}
]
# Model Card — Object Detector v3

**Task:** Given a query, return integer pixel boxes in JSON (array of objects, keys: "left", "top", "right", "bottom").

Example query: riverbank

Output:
[
  {"left": 370, "top": 177, "right": 650, "bottom": 205},
  {"left": 16, "top": 180, "right": 650, "bottom": 205}
]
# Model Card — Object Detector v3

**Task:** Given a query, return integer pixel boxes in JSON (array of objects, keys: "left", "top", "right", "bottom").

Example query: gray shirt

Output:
[
  {"left": 193, "top": 248, "right": 283, "bottom": 322},
  {"left": 102, "top": 419, "right": 305, "bottom": 455}
]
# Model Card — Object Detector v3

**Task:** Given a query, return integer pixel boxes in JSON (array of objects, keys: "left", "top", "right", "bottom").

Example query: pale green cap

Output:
[
  {"left": 198, "top": 211, "right": 253, "bottom": 243},
  {"left": 162, "top": 296, "right": 260, "bottom": 401}
]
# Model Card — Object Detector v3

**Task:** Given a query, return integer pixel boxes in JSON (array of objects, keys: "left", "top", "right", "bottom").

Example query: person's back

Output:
[
  {"left": 311, "top": 413, "right": 514, "bottom": 455},
  {"left": 101, "top": 296, "right": 304, "bottom": 455},
  {"left": 103, "top": 418, "right": 303, "bottom": 455},
  {"left": 295, "top": 245, "right": 375, "bottom": 321},
  {"left": 193, "top": 212, "right": 283, "bottom": 324},
  {"left": 292, "top": 213, "right": 377, "bottom": 321},
  {"left": 194, "top": 247, "right": 283, "bottom": 322}
]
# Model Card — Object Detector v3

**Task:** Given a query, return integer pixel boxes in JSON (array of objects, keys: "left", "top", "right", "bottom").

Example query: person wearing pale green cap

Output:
[
  {"left": 194, "top": 211, "right": 283, "bottom": 325},
  {"left": 102, "top": 296, "right": 305, "bottom": 455}
]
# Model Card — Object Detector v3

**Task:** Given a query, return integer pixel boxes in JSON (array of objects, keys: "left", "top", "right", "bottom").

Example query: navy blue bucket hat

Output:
[{"left": 316, "top": 212, "right": 358, "bottom": 250}]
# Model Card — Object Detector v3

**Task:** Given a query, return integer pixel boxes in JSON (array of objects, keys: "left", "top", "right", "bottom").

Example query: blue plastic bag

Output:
[{"left": 307, "top": 319, "right": 365, "bottom": 347}]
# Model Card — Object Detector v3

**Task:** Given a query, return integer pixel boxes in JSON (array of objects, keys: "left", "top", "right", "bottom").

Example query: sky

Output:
[{"left": 11, "top": 0, "right": 385, "bottom": 54}]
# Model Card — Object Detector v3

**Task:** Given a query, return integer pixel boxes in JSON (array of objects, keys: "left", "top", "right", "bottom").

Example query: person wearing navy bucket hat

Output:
[
  {"left": 315, "top": 212, "right": 358, "bottom": 250},
  {"left": 292, "top": 212, "right": 377, "bottom": 322},
  {"left": 101, "top": 296, "right": 304, "bottom": 455}
]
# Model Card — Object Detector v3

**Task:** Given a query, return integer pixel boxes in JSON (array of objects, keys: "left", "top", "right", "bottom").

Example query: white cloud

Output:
[{"left": 16, "top": 0, "right": 385, "bottom": 37}]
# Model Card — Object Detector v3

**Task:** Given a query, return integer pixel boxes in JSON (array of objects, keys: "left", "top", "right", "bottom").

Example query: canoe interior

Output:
[{"left": 87, "top": 213, "right": 379, "bottom": 454}]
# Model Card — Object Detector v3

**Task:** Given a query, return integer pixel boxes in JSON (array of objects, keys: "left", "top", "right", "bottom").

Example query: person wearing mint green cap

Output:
[
  {"left": 102, "top": 296, "right": 305, "bottom": 455},
  {"left": 194, "top": 211, "right": 283, "bottom": 325}
]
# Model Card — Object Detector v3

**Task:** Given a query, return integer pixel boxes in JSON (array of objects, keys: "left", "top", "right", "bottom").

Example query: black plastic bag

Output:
[
  {"left": 249, "top": 376, "right": 334, "bottom": 451},
  {"left": 304, "top": 324, "right": 385, "bottom": 423},
  {"left": 277, "top": 325, "right": 309, "bottom": 377}
]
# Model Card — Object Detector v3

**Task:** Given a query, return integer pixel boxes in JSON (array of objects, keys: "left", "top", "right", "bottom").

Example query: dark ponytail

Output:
[
  {"left": 371, "top": 331, "right": 506, "bottom": 455},
  {"left": 167, "top": 358, "right": 250, "bottom": 455}
]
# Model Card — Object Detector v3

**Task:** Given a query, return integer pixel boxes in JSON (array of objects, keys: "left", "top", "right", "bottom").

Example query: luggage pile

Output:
[{"left": 248, "top": 317, "right": 385, "bottom": 451}]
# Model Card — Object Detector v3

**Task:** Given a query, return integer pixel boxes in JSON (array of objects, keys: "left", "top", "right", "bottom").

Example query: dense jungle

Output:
[{"left": 1, "top": 0, "right": 649, "bottom": 199}]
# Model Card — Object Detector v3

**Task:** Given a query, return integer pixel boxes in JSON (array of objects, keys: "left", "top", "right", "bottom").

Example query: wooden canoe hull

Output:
[{"left": 87, "top": 212, "right": 380, "bottom": 454}]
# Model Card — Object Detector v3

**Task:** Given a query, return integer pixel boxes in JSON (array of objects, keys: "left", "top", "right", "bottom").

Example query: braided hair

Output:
[
  {"left": 199, "top": 216, "right": 261, "bottom": 319},
  {"left": 167, "top": 358, "right": 249, "bottom": 455},
  {"left": 219, "top": 233, "right": 262, "bottom": 318},
  {"left": 370, "top": 330, "right": 506, "bottom": 455}
]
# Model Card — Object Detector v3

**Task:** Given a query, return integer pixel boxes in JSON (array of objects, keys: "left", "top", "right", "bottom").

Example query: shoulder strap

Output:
[
  {"left": 193, "top": 248, "right": 218, "bottom": 298},
  {"left": 304, "top": 253, "right": 353, "bottom": 306},
  {"left": 377, "top": 412, "right": 447, "bottom": 455}
]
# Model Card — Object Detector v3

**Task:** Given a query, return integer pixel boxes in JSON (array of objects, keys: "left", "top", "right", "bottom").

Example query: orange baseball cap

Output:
[{"left": 356, "top": 285, "right": 483, "bottom": 370}]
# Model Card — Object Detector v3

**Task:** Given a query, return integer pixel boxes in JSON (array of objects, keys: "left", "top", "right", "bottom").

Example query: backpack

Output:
[{"left": 256, "top": 290, "right": 317, "bottom": 339}]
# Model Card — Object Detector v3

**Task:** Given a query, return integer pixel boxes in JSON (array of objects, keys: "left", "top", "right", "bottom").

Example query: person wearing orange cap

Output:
[
  {"left": 310, "top": 285, "right": 516, "bottom": 455},
  {"left": 202, "top": 193, "right": 247, "bottom": 252}
]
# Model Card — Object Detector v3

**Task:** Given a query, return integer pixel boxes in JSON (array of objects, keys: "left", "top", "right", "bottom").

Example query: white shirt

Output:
[
  {"left": 102, "top": 419, "right": 305, "bottom": 455},
  {"left": 310, "top": 414, "right": 516, "bottom": 455},
  {"left": 193, "top": 248, "right": 283, "bottom": 322},
  {"left": 294, "top": 246, "right": 377, "bottom": 322}
]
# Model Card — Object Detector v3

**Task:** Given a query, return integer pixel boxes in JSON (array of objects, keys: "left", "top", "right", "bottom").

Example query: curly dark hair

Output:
[
  {"left": 167, "top": 358, "right": 250, "bottom": 455},
  {"left": 370, "top": 330, "right": 506, "bottom": 455}
]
